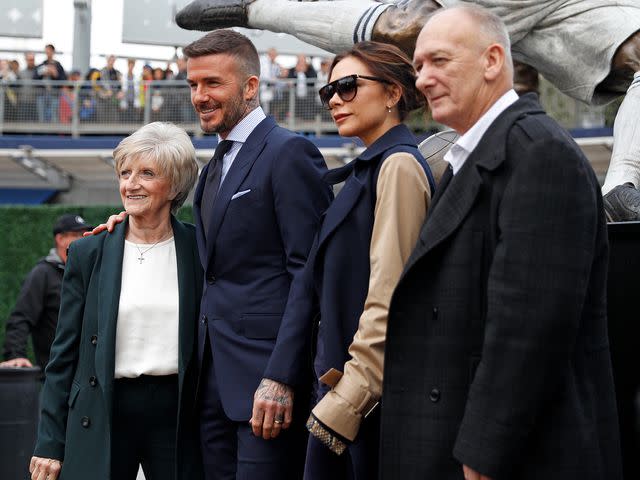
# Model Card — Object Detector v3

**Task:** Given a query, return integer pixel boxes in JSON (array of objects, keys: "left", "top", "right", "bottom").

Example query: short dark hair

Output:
[
  {"left": 183, "top": 29, "right": 260, "bottom": 78},
  {"left": 329, "top": 41, "right": 424, "bottom": 121},
  {"left": 45, "top": 44, "right": 55, "bottom": 51}
]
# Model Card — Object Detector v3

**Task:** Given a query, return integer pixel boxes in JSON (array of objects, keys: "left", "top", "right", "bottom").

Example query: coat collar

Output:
[{"left": 402, "top": 93, "right": 545, "bottom": 274}]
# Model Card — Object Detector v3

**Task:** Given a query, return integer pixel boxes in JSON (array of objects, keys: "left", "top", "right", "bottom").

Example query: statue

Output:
[{"left": 176, "top": 0, "right": 640, "bottom": 221}]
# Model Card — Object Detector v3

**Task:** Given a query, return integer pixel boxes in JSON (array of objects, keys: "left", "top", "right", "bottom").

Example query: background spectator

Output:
[
  {"left": 118, "top": 58, "right": 141, "bottom": 122},
  {"left": 18, "top": 52, "right": 37, "bottom": 121},
  {"left": 99, "top": 54, "right": 122, "bottom": 122},
  {"left": 33, "top": 44, "right": 67, "bottom": 123},
  {"left": 1, "top": 214, "right": 91, "bottom": 370},
  {"left": 288, "top": 54, "right": 317, "bottom": 120}
]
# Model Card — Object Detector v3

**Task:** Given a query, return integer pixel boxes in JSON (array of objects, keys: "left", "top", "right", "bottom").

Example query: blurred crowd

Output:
[{"left": 0, "top": 44, "right": 333, "bottom": 126}]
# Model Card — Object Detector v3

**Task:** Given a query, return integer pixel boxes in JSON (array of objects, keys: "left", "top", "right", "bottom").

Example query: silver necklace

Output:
[{"left": 134, "top": 241, "right": 160, "bottom": 264}]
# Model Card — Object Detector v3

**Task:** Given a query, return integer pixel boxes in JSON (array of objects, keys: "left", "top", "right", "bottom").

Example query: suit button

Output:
[
  {"left": 81, "top": 416, "right": 91, "bottom": 428},
  {"left": 90, "top": 335, "right": 98, "bottom": 346},
  {"left": 89, "top": 376, "right": 97, "bottom": 387},
  {"left": 429, "top": 388, "right": 441, "bottom": 403},
  {"left": 206, "top": 274, "right": 216, "bottom": 284},
  {"left": 432, "top": 307, "right": 439, "bottom": 320},
  {"left": 201, "top": 315, "right": 207, "bottom": 325}
]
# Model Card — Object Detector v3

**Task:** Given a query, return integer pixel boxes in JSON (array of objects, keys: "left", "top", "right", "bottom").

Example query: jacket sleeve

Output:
[
  {"left": 3, "top": 265, "right": 47, "bottom": 360},
  {"left": 312, "top": 152, "right": 431, "bottom": 441},
  {"left": 452, "top": 136, "right": 602, "bottom": 477},
  {"left": 33, "top": 243, "right": 87, "bottom": 461},
  {"left": 262, "top": 136, "right": 332, "bottom": 386}
]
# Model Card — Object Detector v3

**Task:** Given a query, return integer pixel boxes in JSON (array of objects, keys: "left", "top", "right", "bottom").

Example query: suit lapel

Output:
[
  {"left": 402, "top": 93, "right": 544, "bottom": 274},
  {"left": 96, "top": 219, "right": 126, "bottom": 424},
  {"left": 205, "top": 117, "right": 277, "bottom": 265}
]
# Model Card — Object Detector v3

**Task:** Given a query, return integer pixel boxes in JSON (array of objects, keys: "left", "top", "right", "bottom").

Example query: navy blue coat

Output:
[
  {"left": 312, "top": 124, "right": 434, "bottom": 383},
  {"left": 193, "top": 115, "right": 332, "bottom": 421},
  {"left": 303, "top": 125, "right": 434, "bottom": 479}
]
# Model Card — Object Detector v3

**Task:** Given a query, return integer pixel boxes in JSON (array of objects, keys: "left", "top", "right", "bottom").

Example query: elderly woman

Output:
[{"left": 29, "top": 122, "right": 203, "bottom": 480}]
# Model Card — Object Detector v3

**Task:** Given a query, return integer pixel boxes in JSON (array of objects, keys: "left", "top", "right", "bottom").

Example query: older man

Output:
[
  {"left": 379, "top": 5, "right": 621, "bottom": 480},
  {"left": 176, "top": 0, "right": 640, "bottom": 222}
]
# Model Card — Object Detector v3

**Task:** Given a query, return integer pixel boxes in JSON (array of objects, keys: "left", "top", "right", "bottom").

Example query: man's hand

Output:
[
  {"left": 0, "top": 357, "right": 33, "bottom": 368},
  {"left": 250, "top": 378, "right": 294, "bottom": 440},
  {"left": 30, "top": 456, "right": 62, "bottom": 480},
  {"left": 84, "top": 211, "right": 127, "bottom": 237},
  {"left": 463, "top": 464, "right": 493, "bottom": 480}
]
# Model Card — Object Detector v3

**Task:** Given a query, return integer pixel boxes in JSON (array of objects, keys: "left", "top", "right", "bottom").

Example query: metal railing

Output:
[{"left": 0, "top": 78, "right": 616, "bottom": 137}]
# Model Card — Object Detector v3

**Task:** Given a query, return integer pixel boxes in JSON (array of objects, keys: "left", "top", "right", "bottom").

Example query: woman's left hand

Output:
[{"left": 29, "top": 456, "right": 62, "bottom": 480}]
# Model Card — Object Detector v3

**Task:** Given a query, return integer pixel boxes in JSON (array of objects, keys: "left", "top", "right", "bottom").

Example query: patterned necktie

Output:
[{"left": 201, "top": 140, "right": 233, "bottom": 238}]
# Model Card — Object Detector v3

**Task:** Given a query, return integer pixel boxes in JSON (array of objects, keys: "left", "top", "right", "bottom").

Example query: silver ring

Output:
[{"left": 274, "top": 419, "right": 283, "bottom": 424}]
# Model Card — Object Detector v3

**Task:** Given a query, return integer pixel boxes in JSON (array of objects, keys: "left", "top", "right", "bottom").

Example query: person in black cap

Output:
[{"left": 1, "top": 213, "right": 92, "bottom": 370}]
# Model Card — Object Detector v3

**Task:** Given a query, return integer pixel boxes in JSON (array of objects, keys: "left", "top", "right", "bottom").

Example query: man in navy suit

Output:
[{"left": 183, "top": 30, "right": 331, "bottom": 479}]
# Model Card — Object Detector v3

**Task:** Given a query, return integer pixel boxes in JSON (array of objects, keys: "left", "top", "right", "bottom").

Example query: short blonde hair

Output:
[{"left": 113, "top": 122, "right": 198, "bottom": 214}]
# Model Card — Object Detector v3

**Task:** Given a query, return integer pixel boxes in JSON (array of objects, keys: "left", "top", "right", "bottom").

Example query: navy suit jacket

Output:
[{"left": 194, "top": 115, "right": 332, "bottom": 421}]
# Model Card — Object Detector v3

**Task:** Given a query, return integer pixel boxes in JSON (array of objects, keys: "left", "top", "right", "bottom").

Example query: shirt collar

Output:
[
  {"left": 456, "top": 89, "right": 518, "bottom": 156},
  {"left": 444, "top": 89, "right": 518, "bottom": 174},
  {"left": 218, "top": 106, "right": 266, "bottom": 145}
]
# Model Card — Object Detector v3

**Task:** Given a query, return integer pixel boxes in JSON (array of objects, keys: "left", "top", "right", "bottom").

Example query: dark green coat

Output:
[{"left": 34, "top": 217, "right": 203, "bottom": 480}]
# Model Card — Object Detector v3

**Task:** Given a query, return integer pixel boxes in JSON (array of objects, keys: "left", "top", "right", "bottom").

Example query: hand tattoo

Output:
[{"left": 255, "top": 378, "right": 294, "bottom": 406}]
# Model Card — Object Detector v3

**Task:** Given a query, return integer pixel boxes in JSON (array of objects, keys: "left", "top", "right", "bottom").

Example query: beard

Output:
[{"left": 198, "top": 88, "right": 251, "bottom": 135}]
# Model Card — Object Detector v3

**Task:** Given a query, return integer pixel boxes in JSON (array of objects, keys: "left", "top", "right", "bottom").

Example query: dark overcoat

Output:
[
  {"left": 380, "top": 94, "right": 622, "bottom": 480},
  {"left": 33, "top": 217, "right": 204, "bottom": 480}
]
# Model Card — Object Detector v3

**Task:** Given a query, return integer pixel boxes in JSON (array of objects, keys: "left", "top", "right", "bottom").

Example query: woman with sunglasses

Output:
[{"left": 302, "top": 41, "right": 435, "bottom": 479}]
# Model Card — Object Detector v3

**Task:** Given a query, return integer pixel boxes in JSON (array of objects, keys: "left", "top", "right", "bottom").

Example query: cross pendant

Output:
[{"left": 137, "top": 256, "right": 145, "bottom": 264}]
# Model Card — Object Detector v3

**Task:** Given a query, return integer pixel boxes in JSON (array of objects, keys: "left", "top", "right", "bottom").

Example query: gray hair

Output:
[
  {"left": 443, "top": 3, "right": 513, "bottom": 72},
  {"left": 113, "top": 122, "right": 198, "bottom": 214}
]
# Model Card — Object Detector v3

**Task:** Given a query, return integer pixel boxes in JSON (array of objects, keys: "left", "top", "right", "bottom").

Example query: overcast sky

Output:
[
  {"left": 0, "top": 0, "right": 181, "bottom": 72},
  {"left": 0, "top": 0, "right": 325, "bottom": 74}
]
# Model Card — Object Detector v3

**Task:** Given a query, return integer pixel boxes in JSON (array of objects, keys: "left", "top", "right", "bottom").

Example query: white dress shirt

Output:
[
  {"left": 444, "top": 89, "right": 519, "bottom": 175},
  {"left": 115, "top": 237, "right": 179, "bottom": 378},
  {"left": 217, "top": 106, "right": 267, "bottom": 186}
]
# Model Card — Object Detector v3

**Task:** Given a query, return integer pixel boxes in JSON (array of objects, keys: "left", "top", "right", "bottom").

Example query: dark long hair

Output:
[{"left": 329, "top": 41, "right": 424, "bottom": 121}]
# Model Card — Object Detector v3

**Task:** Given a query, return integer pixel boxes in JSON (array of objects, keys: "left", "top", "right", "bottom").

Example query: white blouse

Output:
[{"left": 114, "top": 237, "right": 179, "bottom": 378}]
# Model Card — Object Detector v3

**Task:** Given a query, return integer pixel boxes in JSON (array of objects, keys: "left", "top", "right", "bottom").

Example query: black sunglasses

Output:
[{"left": 318, "top": 74, "right": 391, "bottom": 110}]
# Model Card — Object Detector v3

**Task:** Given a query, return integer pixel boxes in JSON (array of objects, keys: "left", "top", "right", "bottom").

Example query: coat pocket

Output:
[
  {"left": 67, "top": 382, "right": 81, "bottom": 408},
  {"left": 239, "top": 313, "right": 282, "bottom": 340}
]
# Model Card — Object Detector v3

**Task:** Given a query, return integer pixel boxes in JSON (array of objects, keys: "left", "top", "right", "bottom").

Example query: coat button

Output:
[
  {"left": 81, "top": 416, "right": 91, "bottom": 428},
  {"left": 429, "top": 388, "right": 441, "bottom": 403},
  {"left": 201, "top": 315, "right": 207, "bottom": 325},
  {"left": 89, "top": 376, "right": 97, "bottom": 387},
  {"left": 206, "top": 273, "right": 216, "bottom": 284},
  {"left": 90, "top": 335, "right": 98, "bottom": 346}
]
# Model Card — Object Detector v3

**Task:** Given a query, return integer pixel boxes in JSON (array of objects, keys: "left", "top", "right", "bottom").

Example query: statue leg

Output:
[
  {"left": 248, "top": 0, "right": 392, "bottom": 53},
  {"left": 370, "top": 0, "right": 441, "bottom": 57},
  {"left": 176, "top": 0, "right": 396, "bottom": 54},
  {"left": 601, "top": 32, "right": 640, "bottom": 221}
]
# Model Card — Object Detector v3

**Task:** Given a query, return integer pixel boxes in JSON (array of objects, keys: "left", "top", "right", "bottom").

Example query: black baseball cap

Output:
[{"left": 53, "top": 214, "right": 93, "bottom": 235}]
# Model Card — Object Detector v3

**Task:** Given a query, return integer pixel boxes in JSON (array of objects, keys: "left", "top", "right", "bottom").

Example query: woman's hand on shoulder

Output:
[
  {"left": 83, "top": 211, "right": 127, "bottom": 237},
  {"left": 30, "top": 456, "right": 62, "bottom": 480}
]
